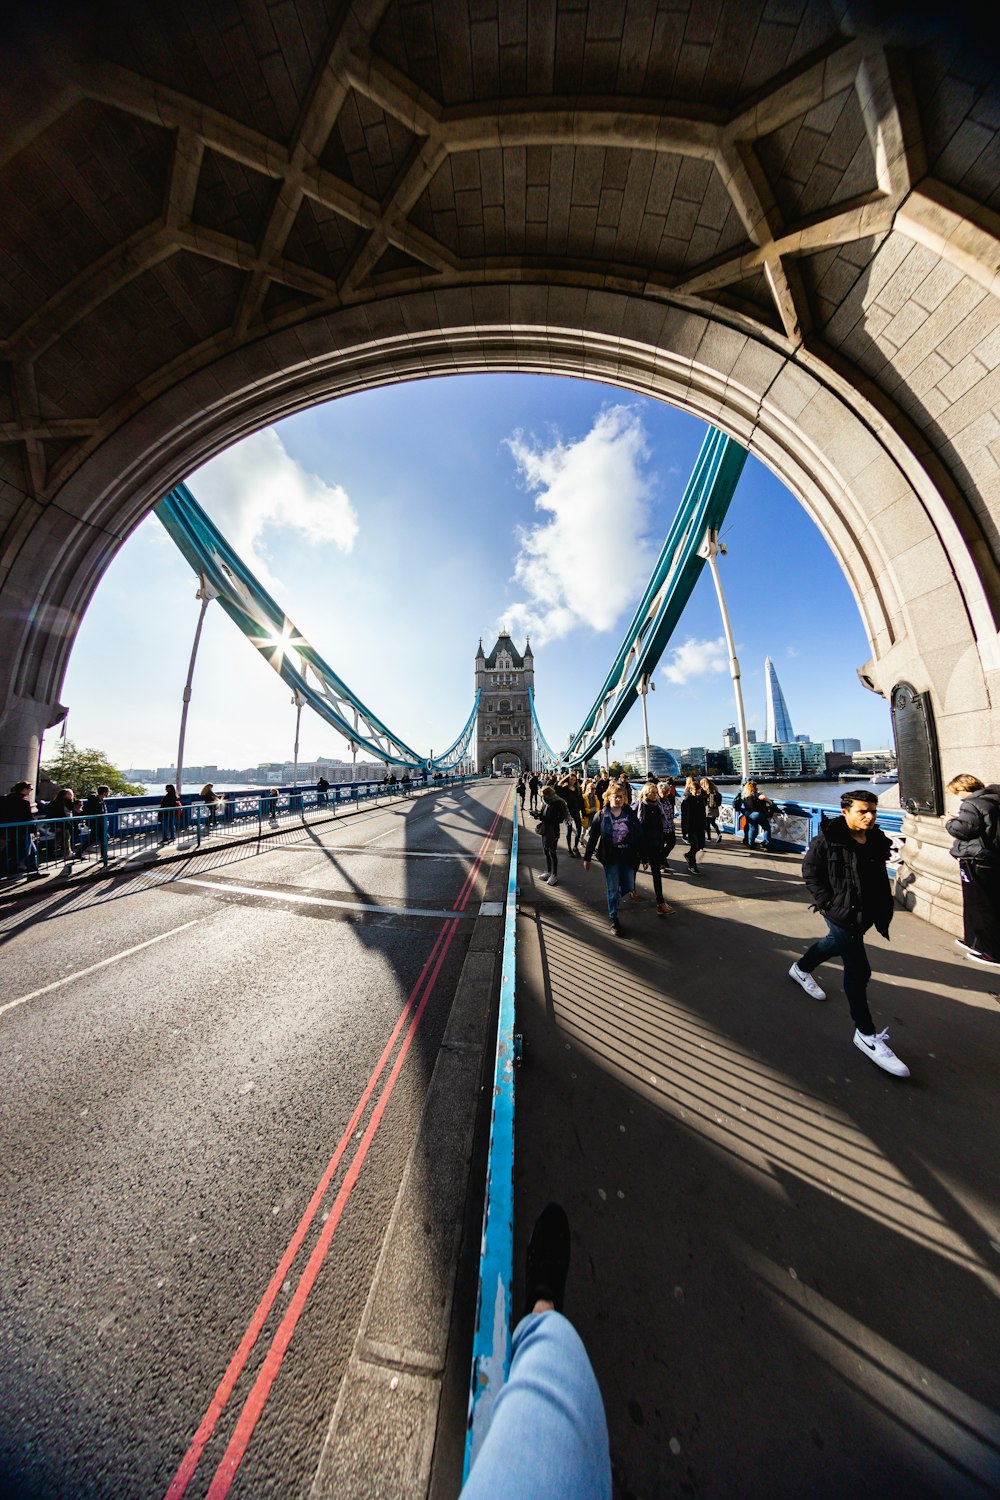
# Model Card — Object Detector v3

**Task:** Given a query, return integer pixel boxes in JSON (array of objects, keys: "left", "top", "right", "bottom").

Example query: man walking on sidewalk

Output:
[{"left": 788, "top": 790, "right": 910, "bottom": 1078}]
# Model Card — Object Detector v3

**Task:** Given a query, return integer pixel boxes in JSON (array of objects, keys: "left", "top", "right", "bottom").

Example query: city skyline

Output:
[{"left": 59, "top": 374, "right": 895, "bottom": 772}]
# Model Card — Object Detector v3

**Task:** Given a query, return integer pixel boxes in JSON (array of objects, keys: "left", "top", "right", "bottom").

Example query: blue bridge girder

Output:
[
  {"left": 155, "top": 482, "right": 479, "bottom": 771},
  {"left": 535, "top": 426, "right": 748, "bottom": 770}
]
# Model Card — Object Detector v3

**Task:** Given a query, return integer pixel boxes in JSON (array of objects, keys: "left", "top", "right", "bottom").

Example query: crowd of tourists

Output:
[{"left": 516, "top": 764, "right": 1000, "bottom": 1086}]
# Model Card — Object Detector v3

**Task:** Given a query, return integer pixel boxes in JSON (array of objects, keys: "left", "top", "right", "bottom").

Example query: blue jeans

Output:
[
  {"left": 746, "top": 811, "right": 770, "bottom": 847},
  {"left": 603, "top": 856, "right": 635, "bottom": 920},
  {"left": 799, "top": 918, "right": 875, "bottom": 1033},
  {"left": 462, "top": 1312, "right": 611, "bottom": 1500}
]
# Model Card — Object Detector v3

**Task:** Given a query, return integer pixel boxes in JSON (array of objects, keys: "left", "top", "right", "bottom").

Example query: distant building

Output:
[
  {"left": 722, "top": 723, "right": 756, "bottom": 747},
  {"left": 476, "top": 631, "right": 534, "bottom": 773},
  {"left": 825, "top": 738, "right": 862, "bottom": 754},
  {"left": 764, "top": 657, "right": 795, "bottom": 743},
  {"left": 625, "top": 744, "right": 681, "bottom": 778},
  {"left": 731, "top": 742, "right": 776, "bottom": 777}
]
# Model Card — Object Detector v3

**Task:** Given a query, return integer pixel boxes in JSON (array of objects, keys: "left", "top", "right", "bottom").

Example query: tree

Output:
[
  {"left": 39, "top": 740, "right": 144, "bottom": 796},
  {"left": 608, "top": 760, "right": 624, "bottom": 779}
]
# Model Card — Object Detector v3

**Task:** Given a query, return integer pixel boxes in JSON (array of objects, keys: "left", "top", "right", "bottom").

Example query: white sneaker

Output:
[
  {"left": 954, "top": 938, "right": 977, "bottom": 955},
  {"left": 967, "top": 950, "right": 1000, "bottom": 969},
  {"left": 547, "top": 876, "right": 559, "bottom": 887},
  {"left": 853, "top": 1028, "right": 910, "bottom": 1078},
  {"left": 539, "top": 872, "right": 551, "bottom": 882},
  {"left": 789, "top": 963, "right": 826, "bottom": 1000}
]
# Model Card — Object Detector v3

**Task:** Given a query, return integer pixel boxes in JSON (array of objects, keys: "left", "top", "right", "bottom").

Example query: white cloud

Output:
[
  {"left": 189, "top": 428, "right": 358, "bottom": 586},
  {"left": 503, "top": 405, "right": 654, "bottom": 644},
  {"left": 787, "top": 645, "right": 799, "bottom": 658},
  {"left": 660, "top": 636, "right": 729, "bottom": 686}
]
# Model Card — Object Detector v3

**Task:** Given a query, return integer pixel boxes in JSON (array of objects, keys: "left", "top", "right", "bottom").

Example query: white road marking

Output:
[
  {"left": 173, "top": 876, "right": 474, "bottom": 920},
  {"left": 280, "top": 843, "right": 476, "bottom": 860},
  {"left": 0, "top": 919, "right": 204, "bottom": 1019}
]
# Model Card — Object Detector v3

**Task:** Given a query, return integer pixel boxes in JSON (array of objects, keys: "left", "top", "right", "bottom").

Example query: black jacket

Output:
[
  {"left": 537, "top": 795, "right": 568, "bottom": 840},
  {"left": 583, "top": 805, "right": 640, "bottom": 865},
  {"left": 945, "top": 785, "right": 1000, "bottom": 864},
  {"left": 802, "top": 815, "right": 894, "bottom": 936},
  {"left": 680, "top": 790, "right": 707, "bottom": 838}
]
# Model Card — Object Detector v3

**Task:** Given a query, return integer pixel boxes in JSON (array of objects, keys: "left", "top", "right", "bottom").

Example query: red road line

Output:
[
  {"left": 164, "top": 785, "right": 510, "bottom": 1499},
  {"left": 206, "top": 917, "right": 462, "bottom": 1499}
]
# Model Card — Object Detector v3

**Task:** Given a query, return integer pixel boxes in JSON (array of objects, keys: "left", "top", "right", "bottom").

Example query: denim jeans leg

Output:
[
  {"left": 801, "top": 920, "right": 875, "bottom": 1033},
  {"left": 619, "top": 859, "right": 635, "bottom": 898},
  {"left": 603, "top": 862, "right": 621, "bottom": 920},
  {"left": 462, "top": 1312, "right": 612, "bottom": 1500}
]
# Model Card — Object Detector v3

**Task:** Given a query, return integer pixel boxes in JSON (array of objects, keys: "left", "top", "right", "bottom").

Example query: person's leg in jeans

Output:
[
  {"left": 619, "top": 856, "right": 637, "bottom": 901},
  {"left": 462, "top": 1312, "right": 611, "bottom": 1500},
  {"left": 798, "top": 920, "right": 875, "bottom": 1034},
  {"left": 603, "top": 861, "right": 621, "bottom": 924}
]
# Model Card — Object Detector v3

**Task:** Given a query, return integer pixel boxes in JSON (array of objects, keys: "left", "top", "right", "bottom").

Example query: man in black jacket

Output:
[
  {"left": 945, "top": 773, "right": 1000, "bottom": 968},
  {"left": 788, "top": 790, "right": 909, "bottom": 1078}
]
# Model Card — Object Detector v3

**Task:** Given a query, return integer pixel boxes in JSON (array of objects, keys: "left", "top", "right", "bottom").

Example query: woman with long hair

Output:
[
  {"left": 636, "top": 782, "right": 674, "bottom": 915},
  {"left": 582, "top": 783, "right": 641, "bottom": 936},
  {"left": 701, "top": 776, "right": 723, "bottom": 844}
]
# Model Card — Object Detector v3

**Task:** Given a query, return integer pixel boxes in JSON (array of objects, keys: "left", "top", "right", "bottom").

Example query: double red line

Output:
[{"left": 166, "top": 791, "right": 510, "bottom": 1500}]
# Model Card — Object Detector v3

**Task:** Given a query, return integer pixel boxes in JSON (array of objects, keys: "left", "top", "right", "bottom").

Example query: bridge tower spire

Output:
[{"left": 476, "top": 631, "right": 535, "bottom": 774}]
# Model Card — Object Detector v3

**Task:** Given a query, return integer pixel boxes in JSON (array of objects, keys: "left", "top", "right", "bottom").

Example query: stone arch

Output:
[
  {"left": 3, "top": 1, "right": 1000, "bottom": 932},
  {"left": 488, "top": 748, "right": 526, "bottom": 776}
]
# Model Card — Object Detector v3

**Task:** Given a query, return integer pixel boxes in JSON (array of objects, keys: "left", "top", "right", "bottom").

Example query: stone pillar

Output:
[
  {"left": 0, "top": 693, "right": 68, "bottom": 791},
  {"left": 894, "top": 814, "right": 963, "bottom": 937}
]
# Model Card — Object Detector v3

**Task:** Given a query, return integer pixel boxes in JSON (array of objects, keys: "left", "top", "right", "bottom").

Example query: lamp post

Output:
[
  {"left": 635, "top": 673, "right": 655, "bottom": 777},
  {"left": 176, "top": 575, "right": 217, "bottom": 793},
  {"left": 699, "top": 529, "right": 749, "bottom": 780},
  {"left": 291, "top": 689, "right": 303, "bottom": 787}
]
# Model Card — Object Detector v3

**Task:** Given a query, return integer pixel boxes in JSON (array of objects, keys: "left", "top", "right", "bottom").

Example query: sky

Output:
[{"left": 59, "top": 372, "right": 894, "bottom": 772}]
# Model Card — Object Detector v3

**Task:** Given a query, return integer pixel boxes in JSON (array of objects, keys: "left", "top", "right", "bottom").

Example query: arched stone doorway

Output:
[
  {"left": 2, "top": 3, "right": 998, "bottom": 931},
  {"left": 488, "top": 749, "right": 526, "bottom": 777}
]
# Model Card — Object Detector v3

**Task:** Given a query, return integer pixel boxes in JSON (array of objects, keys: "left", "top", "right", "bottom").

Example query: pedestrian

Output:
[
  {"left": 945, "top": 773, "right": 1000, "bottom": 969},
  {"left": 788, "top": 790, "right": 909, "bottom": 1077},
  {"left": 537, "top": 784, "right": 569, "bottom": 887},
  {"left": 201, "top": 781, "right": 219, "bottom": 831},
  {"left": 580, "top": 778, "right": 600, "bottom": 832},
  {"left": 560, "top": 772, "right": 584, "bottom": 856},
  {"left": 635, "top": 782, "right": 673, "bottom": 915},
  {"left": 528, "top": 771, "right": 540, "bottom": 814},
  {"left": 316, "top": 774, "right": 330, "bottom": 806},
  {"left": 657, "top": 781, "right": 677, "bottom": 870},
  {"left": 84, "top": 785, "right": 111, "bottom": 864},
  {"left": 618, "top": 771, "right": 633, "bottom": 806},
  {"left": 516, "top": 774, "right": 527, "bottom": 814},
  {"left": 679, "top": 776, "right": 707, "bottom": 874},
  {"left": 46, "top": 785, "right": 76, "bottom": 857},
  {"left": 460, "top": 1203, "right": 611, "bottom": 1500},
  {"left": 742, "top": 780, "right": 774, "bottom": 850},
  {"left": 1, "top": 781, "right": 40, "bottom": 881},
  {"left": 582, "top": 783, "right": 641, "bottom": 936},
  {"left": 592, "top": 769, "right": 610, "bottom": 808},
  {"left": 159, "top": 783, "right": 181, "bottom": 843},
  {"left": 701, "top": 777, "right": 723, "bottom": 843}
]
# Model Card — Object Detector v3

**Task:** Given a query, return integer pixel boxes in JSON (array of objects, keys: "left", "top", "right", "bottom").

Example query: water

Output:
[{"left": 746, "top": 777, "right": 895, "bottom": 807}]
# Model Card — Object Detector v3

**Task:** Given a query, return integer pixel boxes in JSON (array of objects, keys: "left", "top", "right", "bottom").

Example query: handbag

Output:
[{"left": 534, "top": 819, "right": 546, "bottom": 836}]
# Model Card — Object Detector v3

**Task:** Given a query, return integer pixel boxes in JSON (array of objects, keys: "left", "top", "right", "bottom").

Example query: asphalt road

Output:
[{"left": 0, "top": 781, "right": 511, "bottom": 1500}]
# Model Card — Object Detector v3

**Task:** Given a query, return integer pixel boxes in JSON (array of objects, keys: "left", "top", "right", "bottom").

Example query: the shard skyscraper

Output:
[{"left": 764, "top": 656, "right": 795, "bottom": 742}]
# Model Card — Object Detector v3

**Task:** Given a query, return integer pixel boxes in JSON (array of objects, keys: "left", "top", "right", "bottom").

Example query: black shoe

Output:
[
  {"left": 611, "top": 917, "right": 621, "bottom": 935},
  {"left": 525, "top": 1203, "right": 570, "bottom": 1317}
]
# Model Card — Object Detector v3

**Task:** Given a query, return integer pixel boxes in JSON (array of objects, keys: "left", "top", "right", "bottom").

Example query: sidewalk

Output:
[{"left": 511, "top": 833, "right": 1000, "bottom": 1499}]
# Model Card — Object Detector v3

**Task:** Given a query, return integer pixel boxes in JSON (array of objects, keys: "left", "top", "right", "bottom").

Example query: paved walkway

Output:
[{"left": 510, "top": 827, "right": 1000, "bottom": 1500}]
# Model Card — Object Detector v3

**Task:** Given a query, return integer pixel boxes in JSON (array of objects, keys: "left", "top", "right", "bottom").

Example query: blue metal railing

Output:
[
  {"left": 0, "top": 774, "right": 483, "bottom": 883},
  {"left": 464, "top": 792, "right": 519, "bottom": 1478}
]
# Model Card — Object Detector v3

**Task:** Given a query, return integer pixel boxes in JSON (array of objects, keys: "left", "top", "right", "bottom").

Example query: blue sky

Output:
[{"left": 60, "top": 373, "right": 893, "bottom": 771}]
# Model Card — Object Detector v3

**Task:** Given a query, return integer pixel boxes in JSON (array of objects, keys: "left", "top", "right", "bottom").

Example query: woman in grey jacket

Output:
[{"left": 945, "top": 773, "right": 1000, "bottom": 968}]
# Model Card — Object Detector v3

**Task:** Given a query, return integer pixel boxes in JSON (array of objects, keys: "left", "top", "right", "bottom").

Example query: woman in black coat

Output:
[
  {"left": 679, "top": 776, "right": 707, "bottom": 874},
  {"left": 945, "top": 773, "right": 1000, "bottom": 967},
  {"left": 635, "top": 782, "right": 673, "bottom": 915}
]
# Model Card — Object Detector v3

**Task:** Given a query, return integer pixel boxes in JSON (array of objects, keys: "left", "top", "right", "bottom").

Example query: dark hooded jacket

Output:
[
  {"left": 945, "top": 784, "right": 1000, "bottom": 865},
  {"left": 801, "top": 814, "right": 894, "bottom": 937}
]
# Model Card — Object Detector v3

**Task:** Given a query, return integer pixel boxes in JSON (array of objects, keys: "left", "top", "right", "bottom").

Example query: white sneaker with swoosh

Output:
[{"left": 854, "top": 1028, "right": 910, "bottom": 1078}]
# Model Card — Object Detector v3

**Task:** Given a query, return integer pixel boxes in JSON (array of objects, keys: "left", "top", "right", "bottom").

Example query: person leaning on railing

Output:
[
  {"left": 1, "top": 781, "right": 41, "bottom": 881},
  {"left": 945, "top": 773, "right": 1000, "bottom": 970},
  {"left": 84, "top": 785, "right": 110, "bottom": 865}
]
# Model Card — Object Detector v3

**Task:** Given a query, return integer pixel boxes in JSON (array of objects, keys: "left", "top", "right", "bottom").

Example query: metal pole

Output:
[
  {"left": 291, "top": 690, "right": 303, "bottom": 788},
  {"left": 176, "top": 576, "right": 216, "bottom": 794},
  {"left": 699, "top": 530, "right": 749, "bottom": 780},
  {"left": 636, "top": 673, "right": 652, "bottom": 777}
]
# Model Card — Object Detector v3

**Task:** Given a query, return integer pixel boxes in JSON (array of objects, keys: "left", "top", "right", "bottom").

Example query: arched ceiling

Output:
[{"left": 1, "top": 1, "right": 999, "bottom": 832}]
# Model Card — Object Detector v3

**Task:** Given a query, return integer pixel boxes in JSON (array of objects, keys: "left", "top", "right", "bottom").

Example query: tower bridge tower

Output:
[{"left": 476, "top": 632, "right": 534, "bottom": 774}]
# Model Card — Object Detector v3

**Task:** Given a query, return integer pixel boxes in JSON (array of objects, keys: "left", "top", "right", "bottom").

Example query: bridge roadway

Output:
[{"left": 0, "top": 780, "right": 512, "bottom": 1500}]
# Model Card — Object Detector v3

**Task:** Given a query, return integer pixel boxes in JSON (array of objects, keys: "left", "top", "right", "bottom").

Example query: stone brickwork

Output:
[{"left": 1, "top": 1, "right": 999, "bottom": 930}]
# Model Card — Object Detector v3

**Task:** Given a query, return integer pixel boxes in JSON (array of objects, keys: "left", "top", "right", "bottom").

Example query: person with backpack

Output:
[
  {"left": 945, "top": 773, "right": 1000, "bottom": 969},
  {"left": 536, "top": 784, "right": 569, "bottom": 887},
  {"left": 789, "top": 790, "right": 909, "bottom": 1078}
]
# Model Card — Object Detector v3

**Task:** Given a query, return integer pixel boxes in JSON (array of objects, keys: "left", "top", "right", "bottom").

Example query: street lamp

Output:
[
  {"left": 698, "top": 529, "right": 749, "bottom": 780},
  {"left": 176, "top": 574, "right": 218, "bottom": 792},
  {"left": 291, "top": 689, "right": 303, "bottom": 787}
]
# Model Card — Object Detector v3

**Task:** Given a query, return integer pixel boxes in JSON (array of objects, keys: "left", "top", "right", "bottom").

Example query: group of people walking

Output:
[{"left": 523, "top": 770, "right": 725, "bottom": 936}]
